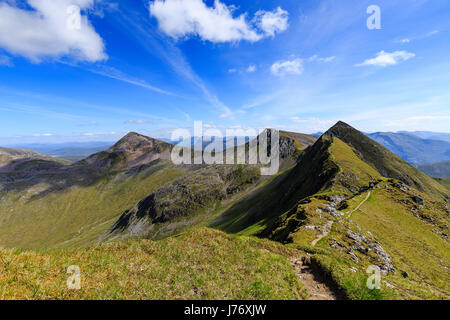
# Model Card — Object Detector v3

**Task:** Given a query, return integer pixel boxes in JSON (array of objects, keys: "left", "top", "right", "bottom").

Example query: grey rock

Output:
[{"left": 412, "top": 196, "right": 424, "bottom": 206}]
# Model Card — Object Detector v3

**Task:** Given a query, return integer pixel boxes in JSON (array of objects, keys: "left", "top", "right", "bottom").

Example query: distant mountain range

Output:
[
  {"left": 367, "top": 132, "right": 450, "bottom": 165},
  {"left": 399, "top": 131, "right": 450, "bottom": 143},
  {"left": 8, "top": 142, "right": 112, "bottom": 162}
]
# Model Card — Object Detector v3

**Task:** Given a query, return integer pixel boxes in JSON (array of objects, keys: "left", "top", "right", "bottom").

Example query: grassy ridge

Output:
[
  {"left": 0, "top": 228, "right": 306, "bottom": 300},
  {"left": 215, "top": 132, "right": 450, "bottom": 299}
]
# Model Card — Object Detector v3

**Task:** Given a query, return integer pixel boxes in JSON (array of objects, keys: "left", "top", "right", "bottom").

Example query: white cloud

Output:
[
  {"left": 254, "top": 7, "right": 289, "bottom": 37},
  {"left": 0, "top": 0, "right": 106, "bottom": 63},
  {"left": 308, "top": 55, "right": 336, "bottom": 63},
  {"left": 149, "top": 0, "right": 289, "bottom": 43},
  {"left": 228, "top": 68, "right": 237, "bottom": 73},
  {"left": 271, "top": 58, "right": 303, "bottom": 76},
  {"left": 356, "top": 51, "right": 415, "bottom": 67},
  {"left": 246, "top": 65, "right": 256, "bottom": 73},
  {"left": 32, "top": 133, "right": 53, "bottom": 137},
  {"left": 399, "top": 38, "right": 410, "bottom": 43}
]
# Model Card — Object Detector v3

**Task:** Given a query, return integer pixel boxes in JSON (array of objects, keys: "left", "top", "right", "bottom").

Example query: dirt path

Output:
[
  {"left": 344, "top": 191, "right": 371, "bottom": 220},
  {"left": 310, "top": 191, "right": 372, "bottom": 248},
  {"left": 289, "top": 256, "right": 342, "bottom": 300},
  {"left": 290, "top": 191, "right": 372, "bottom": 299},
  {"left": 311, "top": 220, "right": 333, "bottom": 247}
]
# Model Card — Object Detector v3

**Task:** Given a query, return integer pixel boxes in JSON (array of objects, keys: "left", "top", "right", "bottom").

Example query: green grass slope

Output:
[
  {"left": 312, "top": 180, "right": 449, "bottom": 299},
  {"left": 0, "top": 162, "right": 186, "bottom": 249},
  {"left": 433, "top": 177, "right": 450, "bottom": 190},
  {"left": 0, "top": 228, "right": 306, "bottom": 300}
]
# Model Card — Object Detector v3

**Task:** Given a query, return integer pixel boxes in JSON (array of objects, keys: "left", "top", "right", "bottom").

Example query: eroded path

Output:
[
  {"left": 292, "top": 191, "right": 373, "bottom": 299},
  {"left": 311, "top": 191, "right": 372, "bottom": 247},
  {"left": 311, "top": 221, "right": 333, "bottom": 247},
  {"left": 289, "top": 255, "right": 342, "bottom": 300}
]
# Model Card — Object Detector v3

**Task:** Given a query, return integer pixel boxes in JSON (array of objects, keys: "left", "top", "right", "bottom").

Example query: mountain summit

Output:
[
  {"left": 324, "top": 121, "right": 448, "bottom": 199},
  {"left": 81, "top": 132, "right": 173, "bottom": 170}
]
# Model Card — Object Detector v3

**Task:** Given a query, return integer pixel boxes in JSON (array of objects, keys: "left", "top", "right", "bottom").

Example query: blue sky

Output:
[{"left": 0, "top": 0, "right": 449, "bottom": 144}]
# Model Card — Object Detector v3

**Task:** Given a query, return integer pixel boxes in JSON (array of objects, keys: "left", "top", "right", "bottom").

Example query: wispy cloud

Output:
[
  {"left": 87, "top": 66, "right": 176, "bottom": 96},
  {"left": 241, "top": 90, "right": 284, "bottom": 109},
  {"left": 114, "top": 7, "right": 232, "bottom": 118},
  {"left": 308, "top": 55, "right": 336, "bottom": 63},
  {"left": 124, "top": 120, "right": 153, "bottom": 125},
  {"left": 0, "top": 86, "right": 174, "bottom": 123},
  {"left": 356, "top": 51, "right": 415, "bottom": 67},
  {"left": 77, "top": 121, "right": 99, "bottom": 127},
  {"left": 0, "top": 102, "right": 83, "bottom": 121},
  {"left": 396, "top": 30, "right": 439, "bottom": 44}
]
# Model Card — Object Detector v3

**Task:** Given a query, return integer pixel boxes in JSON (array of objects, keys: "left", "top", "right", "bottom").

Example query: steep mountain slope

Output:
[
  {"left": 214, "top": 121, "right": 450, "bottom": 235},
  {"left": 104, "top": 165, "right": 262, "bottom": 242},
  {"left": 329, "top": 122, "right": 448, "bottom": 199},
  {"left": 434, "top": 177, "right": 450, "bottom": 190},
  {"left": 367, "top": 132, "right": 450, "bottom": 165},
  {"left": 213, "top": 121, "right": 449, "bottom": 299},
  {"left": 417, "top": 161, "right": 450, "bottom": 179}
]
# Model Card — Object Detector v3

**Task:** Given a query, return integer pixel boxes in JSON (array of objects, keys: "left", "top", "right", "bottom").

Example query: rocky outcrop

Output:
[{"left": 105, "top": 165, "right": 261, "bottom": 240}]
